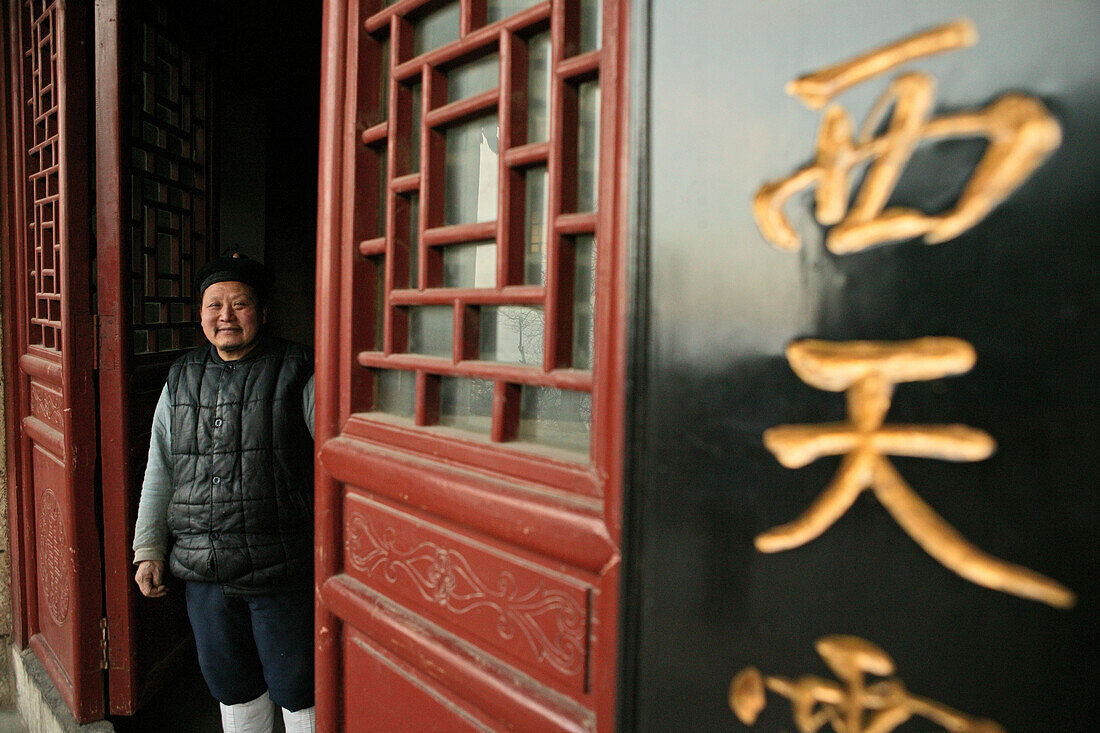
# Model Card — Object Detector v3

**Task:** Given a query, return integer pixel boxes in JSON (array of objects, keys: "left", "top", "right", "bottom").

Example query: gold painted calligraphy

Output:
[
  {"left": 759, "top": 338, "right": 1075, "bottom": 609},
  {"left": 753, "top": 19, "right": 1062, "bottom": 253},
  {"left": 730, "top": 635, "right": 1006, "bottom": 733}
]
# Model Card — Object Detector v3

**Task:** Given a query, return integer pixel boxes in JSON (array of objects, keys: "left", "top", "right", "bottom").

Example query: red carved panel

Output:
[
  {"left": 343, "top": 492, "right": 591, "bottom": 692},
  {"left": 343, "top": 626, "right": 492, "bottom": 732},
  {"left": 29, "top": 380, "right": 62, "bottom": 429},
  {"left": 31, "top": 446, "right": 74, "bottom": 659}
]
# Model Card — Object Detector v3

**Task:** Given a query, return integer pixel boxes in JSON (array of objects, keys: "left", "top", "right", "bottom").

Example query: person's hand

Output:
[{"left": 135, "top": 560, "right": 167, "bottom": 598}]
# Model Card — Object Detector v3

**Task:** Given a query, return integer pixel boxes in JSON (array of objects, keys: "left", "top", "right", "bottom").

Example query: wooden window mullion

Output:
[
  {"left": 382, "top": 14, "right": 406, "bottom": 356},
  {"left": 543, "top": 0, "right": 568, "bottom": 373}
]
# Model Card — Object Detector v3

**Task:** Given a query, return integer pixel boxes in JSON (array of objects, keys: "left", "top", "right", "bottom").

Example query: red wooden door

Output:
[
  {"left": 3, "top": 0, "right": 104, "bottom": 721},
  {"left": 94, "top": 0, "right": 215, "bottom": 714},
  {"left": 314, "top": 0, "right": 629, "bottom": 730}
]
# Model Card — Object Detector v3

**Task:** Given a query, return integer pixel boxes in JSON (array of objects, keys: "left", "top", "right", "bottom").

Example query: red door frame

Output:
[
  {"left": 2, "top": 0, "right": 106, "bottom": 721},
  {"left": 314, "top": 0, "right": 631, "bottom": 728},
  {"left": 93, "top": 0, "right": 140, "bottom": 711},
  {"left": 93, "top": 0, "right": 218, "bottom": 713}
]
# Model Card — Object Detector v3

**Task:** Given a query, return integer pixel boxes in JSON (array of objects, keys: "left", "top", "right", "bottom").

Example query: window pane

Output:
[
  {"left": 524, "top": 167, "right": 548, "bottom": 285},
  {"left": 369, "top": 256, "right": 384, "bottom": 351},
  {"left": 526, "top": 32, "right": 551, "bottom": 142},
  {"left": 479, "top": 306, "right": 543, "bottom": 365},
  {"left": 487, "top": 0, "right": 540, "bottom": 23},
  {"left": 572, "top": 235, "right": 596, "bottom": 370},
  {"left": 413, "top": 3, "right": 460, "bottom": 57},
  {"left": 445, "top": 116, "right": 499, "bottom": 225},
  {"left": 442, "top": 241, "right": 496, "bottom": 288},
  {"left": 439, "top": 377, "right": 493, "bottom": 434},
  {"left": 576, "top": 80, "right": 600, "bottom": 212},
  {"left": 405, "top": 194, "right": 419, "bottom": 288},
  {"left": 579, "top": 0, "right": 601, "bottom": 53},
  {"left": 364, "top": 145, "right": 387, "bottom": 238},
  {"left": 409, "top": 83, "right": 421, "bottom": 172},
  {"left": 447, "top": 54, "right": 499, "bottom": 102},
  {"left": 518, "top": 386, "right": 591, "bottom": 456},
  {"left": 368, "top": 35, "right": 390, "bottom": 125},
  {"left": 378, "top": 147, "right": 388, "bottom": 236},
  {"left": 409, "top": 305, "right": 453, "bottom": 357},
  {"left": 375, "top": 369, "right": 416, "bottom": 417}
]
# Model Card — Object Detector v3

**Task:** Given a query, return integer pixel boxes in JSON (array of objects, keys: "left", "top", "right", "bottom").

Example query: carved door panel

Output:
[
  {"left": 94, "top": 0, "right": 215, "bottom": 714},
  {"left": 4, "top": 0, "right": 104, "bottom": 721},
  {"left": 314, "top": 1, "right": 629, "bottom": 730}
]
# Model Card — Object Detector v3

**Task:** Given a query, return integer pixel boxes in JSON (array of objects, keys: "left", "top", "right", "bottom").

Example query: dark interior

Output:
[{"left": 215, "top": 1, "right": 321, "bottom": 348}]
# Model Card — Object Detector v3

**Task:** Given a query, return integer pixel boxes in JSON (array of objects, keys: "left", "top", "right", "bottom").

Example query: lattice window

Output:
[
  {"left": 350, "top": 0, "right": 607, "bottom": 461},
  {"left": 20, "top": 0, "right": 63, "bottom": 351},
  {"left": 128, "top": 1, "right": 210, "bottom": 354}
]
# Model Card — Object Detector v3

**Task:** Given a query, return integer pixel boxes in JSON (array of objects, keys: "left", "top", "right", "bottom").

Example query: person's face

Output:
[{"left": 200, "top": 281, "right": 265, "bottom": 360}]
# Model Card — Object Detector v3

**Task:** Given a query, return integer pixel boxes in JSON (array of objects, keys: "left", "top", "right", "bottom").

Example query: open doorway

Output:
[
  {"left": 107, "top": 0, "right": 322, "bottom": 727},
  {"left": 1, "top": 0, "right": 320, "bottom": 726}
]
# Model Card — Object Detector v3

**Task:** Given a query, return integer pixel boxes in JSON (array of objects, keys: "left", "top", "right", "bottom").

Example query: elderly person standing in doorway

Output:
[{"left": 132, "top": 253, "right": 316, "bottom": 733}]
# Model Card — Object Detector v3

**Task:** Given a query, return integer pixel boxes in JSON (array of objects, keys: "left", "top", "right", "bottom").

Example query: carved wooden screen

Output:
[
  {"left": 5, "top": 0, "right": 104, "bottom": 721},
  {"left": 315, "top": 0, "right": 628, "bottom": 730},
  {"left": 95, "top": 0, "right": 214, "bottom": 714},
  {"left": 125, "top": 0, "right": 210, "bottom": 357}
]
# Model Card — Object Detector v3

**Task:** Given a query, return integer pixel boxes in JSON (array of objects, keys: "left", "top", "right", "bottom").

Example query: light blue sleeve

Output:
[
  {"left": 132, "top": 384, "right": 172, "bottom": 564},
  {"left": 303, "top": 373, "right": 315, "bottom": 439}
]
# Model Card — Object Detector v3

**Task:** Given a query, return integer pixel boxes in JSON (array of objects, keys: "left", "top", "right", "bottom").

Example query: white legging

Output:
[{"left": 220, "top": 690, "right": 316, "bottom": 733}]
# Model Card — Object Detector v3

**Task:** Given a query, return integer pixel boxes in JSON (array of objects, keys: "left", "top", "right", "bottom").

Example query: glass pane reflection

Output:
[
  {"left": 572, "top": 235, "right": 596, "bottom": 370},
  {"left": 405, "top": 194, "right": 419, "bottom": 288},
  {"left": 409, "top": 84, "right": 421, "bottom": 172},
  {"left": 487, "top": 0, "right": 540, "bottom": 23},
  {"left": 526, "top": 32, "right": 551, "bottom": 142},
  {"left": 375, "top": 369, "right": 416, "bottom": 417},
  {"left": 408, "top": 305, "right": 453, "bottom": 357},
  {"left": 479, "top": 306, "right": 543, "bottom": 365},
  {"left": 445, "top": 116, "right": 499, "bottom": 225},
  {"left": 439, "top": 377, "right": 493, "bottom": 434},
  {"left": 447, "top": 54, "right": 499, "bottom": 102},
  {"left": 413, "top": 3, "right": 460, "bottom": 57},
  {"left": 442, "top": 241, "right": 496, "bottom": 288},
  {"left": 369, "top": 256, "right": 384, "bottom": 351},
  {"left": 579, "top": 0, "right": 601, "bottom": 53},
  {"left": 524, "top": 167, "right": 548, "bottom": 285},
  {"left": 518, "top": 386, "right": 591, "bottom": 456},
  {"left": 575, "top": 80, "right": 600, "bottom": 212}
]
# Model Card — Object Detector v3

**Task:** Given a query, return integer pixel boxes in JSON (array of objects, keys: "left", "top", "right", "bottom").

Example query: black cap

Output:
[{"left": 196, "top": 252, "right": 274, "bottom": 302}]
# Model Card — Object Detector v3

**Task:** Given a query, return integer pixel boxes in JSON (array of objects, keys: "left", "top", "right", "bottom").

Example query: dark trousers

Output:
[{"left": 185, "top": 581, "right": 315, "bottom": 711}]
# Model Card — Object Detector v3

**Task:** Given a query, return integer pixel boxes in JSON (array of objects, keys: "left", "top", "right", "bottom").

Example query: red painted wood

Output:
[
  {"left": 343, "top": 623, "right": 505, "bottom": 732},
  {"left": 325, "top": 580, "right": 594, "bottom": 732},
  {"left": 94, "top": 0, "right": 214, "bottom": 713},
  {"left": 315, "top": 1, "right": 629, "bottom": 728},
  {"left": 314, "top": 0, "right": 352, "bottom": 727},
  {"left": 4, "top": 0, "right": 104, "bottom": 720},
  {"left": 0, "top": 0, "right": 32, "bottom": 651}
]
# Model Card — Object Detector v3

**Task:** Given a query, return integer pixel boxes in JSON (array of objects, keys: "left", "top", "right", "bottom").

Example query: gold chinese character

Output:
[
  {"left": 731, "top": 635, "right": 1006, "bottom": 733},
  {"left": 759, "top": 338, "right": 1075, "bottom": 609},
  {"left": 754, "top": 19, "right": 1062, "bottom": 253}
]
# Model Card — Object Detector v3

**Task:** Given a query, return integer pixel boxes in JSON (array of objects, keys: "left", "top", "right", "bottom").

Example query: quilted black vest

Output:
[{"left": 165, "top": 336, "right": 314, "bottom": 593}]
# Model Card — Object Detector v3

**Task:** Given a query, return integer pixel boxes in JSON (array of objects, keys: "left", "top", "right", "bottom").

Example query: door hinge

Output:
[{"left": 100, "top": 617, "right": 109, "bottom": 670}]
